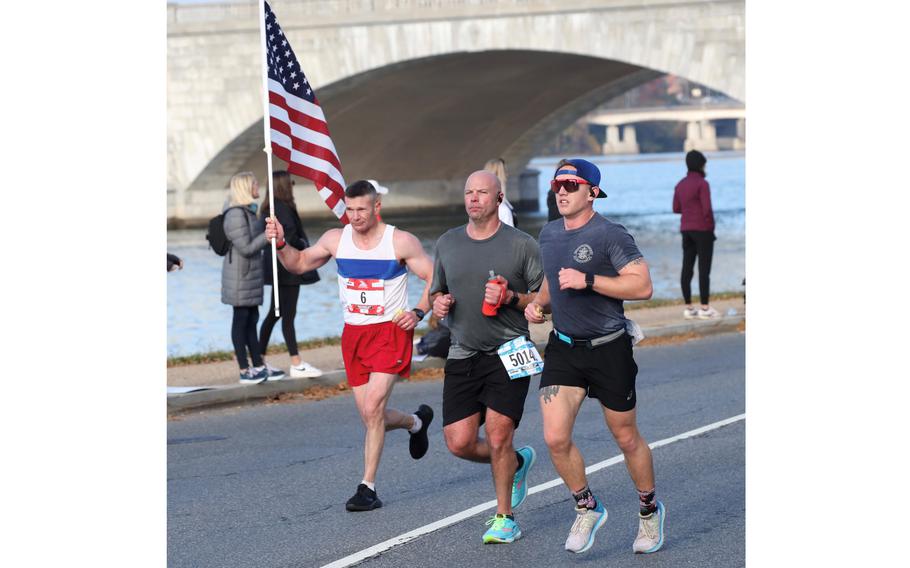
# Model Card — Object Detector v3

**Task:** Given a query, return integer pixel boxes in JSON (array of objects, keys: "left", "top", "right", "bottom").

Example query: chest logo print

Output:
[{"left": 573, "top": 244, "right": 594, "bottom": 263}]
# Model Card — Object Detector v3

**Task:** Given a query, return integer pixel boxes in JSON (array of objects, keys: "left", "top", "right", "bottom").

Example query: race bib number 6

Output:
[
  {"left": 344, "top": 278, "right": 385, "bottom": 315},
  {"left": 497, "top": 336, "right": 544, "bottom": 380}
]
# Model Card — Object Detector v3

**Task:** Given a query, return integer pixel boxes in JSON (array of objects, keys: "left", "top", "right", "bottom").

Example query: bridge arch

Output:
[
  {"left": 168, "top": 0, "right": 744, "bottom": 220},
  {"left": 187, "top": 50, "right": 663, "bottom": 211}
]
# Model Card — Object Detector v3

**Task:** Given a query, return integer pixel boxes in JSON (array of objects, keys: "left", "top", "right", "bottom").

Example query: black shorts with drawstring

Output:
[
  {"left": 442, "top": 352, "right": 531, "bottom": 428},
  {"left": 539, "top": 332, "right": 638, "bottom": 412}
]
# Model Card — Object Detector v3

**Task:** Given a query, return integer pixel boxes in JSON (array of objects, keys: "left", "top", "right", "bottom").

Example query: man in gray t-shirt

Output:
[
  {"left": 525, "top": 158, "right": 665, "bottom": 556},
  {"left": 432, "top": 224, "right": 543, "bottom": 358},
  {"left": 430, "top": 170, "right": 543, "bottom": 544}
]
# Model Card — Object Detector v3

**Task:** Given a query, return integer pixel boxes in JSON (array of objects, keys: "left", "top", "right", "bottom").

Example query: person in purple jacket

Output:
[{"left": 672, "top": 150, "right": 719, "bottom": 319}]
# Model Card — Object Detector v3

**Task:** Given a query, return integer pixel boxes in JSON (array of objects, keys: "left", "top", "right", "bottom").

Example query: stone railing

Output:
[{"left": 167, "top": 0, "right": 718, "bottom": 29}]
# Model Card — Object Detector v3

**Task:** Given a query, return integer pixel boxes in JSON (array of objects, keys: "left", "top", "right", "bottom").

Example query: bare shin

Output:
[
  {"left": 485, "top": 410, "right": 518, "bottom": 515},
  {"left": 604, "top": 407, "right": 655, "bottom": 491},
  {"left": 540, "top": 385, "right": 589, "bottom": 492}
]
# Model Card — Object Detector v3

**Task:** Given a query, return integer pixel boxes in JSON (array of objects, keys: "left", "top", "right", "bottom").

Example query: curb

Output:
[{"left": 167, "top": 316, "right": 744, "bottom": 416}]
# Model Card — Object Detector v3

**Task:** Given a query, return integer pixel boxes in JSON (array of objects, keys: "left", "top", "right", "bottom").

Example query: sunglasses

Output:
[{"left": 549, "top": 179, "right": 590, "bottom": 193}]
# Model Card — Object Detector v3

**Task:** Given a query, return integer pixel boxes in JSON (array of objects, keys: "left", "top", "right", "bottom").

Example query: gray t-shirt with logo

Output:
[
  {"left": 538, "top": 214, "right": 643, "bottom": 338},
  {"left": 431, "top": 223, "right": 544, "bottom": 359}
]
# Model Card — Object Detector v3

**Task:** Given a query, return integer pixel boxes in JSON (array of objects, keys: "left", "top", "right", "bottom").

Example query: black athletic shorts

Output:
[
  {"left": 442, "top": 352, "right": 531, "bottom": 428},
  {"left": 539, "top": 332, "right": 638, "bottom": 412}
]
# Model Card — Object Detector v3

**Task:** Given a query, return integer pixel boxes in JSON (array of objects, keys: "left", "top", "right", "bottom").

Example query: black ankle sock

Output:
[
  {"left": 515, "top": 451, "right": 524, "bottom": 471},
  {"left": 572, "top": 486, "right": 597, "bottom": 510},
  {"left": 638, "top": 488, "right": 656, "bottom": 515},
  {"left": 495, "top": 513, "right": 515, "bottom": 520}
]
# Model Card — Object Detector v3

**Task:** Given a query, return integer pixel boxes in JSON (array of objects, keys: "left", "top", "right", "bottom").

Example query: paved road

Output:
[{"left": 168, "top": 332, "right": 745, "bottom": 568}]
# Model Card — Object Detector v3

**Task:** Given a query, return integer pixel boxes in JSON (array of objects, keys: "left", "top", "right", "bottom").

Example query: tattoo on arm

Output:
[
  {"left": 540, "top": 385, "right": 560, "bottom": 404},
  {"left": 630, "top": 258, "right": 644, "bottom": 265}
]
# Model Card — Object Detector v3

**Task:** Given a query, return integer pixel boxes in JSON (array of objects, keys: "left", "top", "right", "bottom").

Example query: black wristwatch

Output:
[
  {"left": 507, "top": 291, "right": 520, "bottom": 308},
  {"left": 412, "top": 308, "right": 426, "bottom": 321},
  {"left": 585, "top": 273, "right": 595, "bottom": 291}
]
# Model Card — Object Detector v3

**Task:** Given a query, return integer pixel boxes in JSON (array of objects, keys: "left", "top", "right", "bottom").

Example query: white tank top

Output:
[{"left": 335, "top": 224, "right": 409, "bottom": 325}]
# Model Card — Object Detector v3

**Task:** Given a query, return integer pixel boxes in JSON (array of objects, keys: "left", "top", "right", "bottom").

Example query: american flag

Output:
[{"left": 263, "top": 2, "right": 348, "bottom": 223}]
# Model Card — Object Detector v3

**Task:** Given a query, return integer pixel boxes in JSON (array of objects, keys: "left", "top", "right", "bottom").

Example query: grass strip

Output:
[{"left": 167, "top": 292, "right": 745, "bottom": 366}]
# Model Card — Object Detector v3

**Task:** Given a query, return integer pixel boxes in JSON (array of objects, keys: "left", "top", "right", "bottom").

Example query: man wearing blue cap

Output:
[{"left": 525, "top": 158, "right": 665, "bottom": 555}]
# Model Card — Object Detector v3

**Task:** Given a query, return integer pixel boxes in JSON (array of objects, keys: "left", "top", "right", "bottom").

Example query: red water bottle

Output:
[{"left": 482, "top": 270, "right": 507, "bottom": 316}]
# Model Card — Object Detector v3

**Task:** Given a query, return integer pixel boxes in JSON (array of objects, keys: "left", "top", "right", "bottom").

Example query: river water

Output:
[{"left": 167, "top": 151, "right": 744, "bottom": 357}]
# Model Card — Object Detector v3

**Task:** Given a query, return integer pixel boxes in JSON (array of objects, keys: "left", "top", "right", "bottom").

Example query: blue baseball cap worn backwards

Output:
[{"left": 561, "top": 158, "right": 606, "bottom": 198}]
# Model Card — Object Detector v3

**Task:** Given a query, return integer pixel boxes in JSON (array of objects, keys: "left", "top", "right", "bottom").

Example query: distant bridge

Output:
[
  {"left": 168, "top": 0, "right": 745, "bottom": 222},
  {"left": 586, "top": 103, "right": 746, "bottom": 153}
]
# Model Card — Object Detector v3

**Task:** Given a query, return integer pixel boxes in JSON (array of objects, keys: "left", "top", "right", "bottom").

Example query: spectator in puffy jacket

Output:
[
  {"left": 672, "top": 150, "right": 718, "bottom": 320},
  {"left": 221, "top": 171, "right": 284, "bottom": 384},
  {"left": 258, "top": 171, "right": 324, "bottom": 379}
]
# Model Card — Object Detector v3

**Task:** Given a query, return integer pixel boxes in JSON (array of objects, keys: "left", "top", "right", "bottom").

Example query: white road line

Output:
[{"left": 321, "top": 413, "right": 746, "bottom": 568}]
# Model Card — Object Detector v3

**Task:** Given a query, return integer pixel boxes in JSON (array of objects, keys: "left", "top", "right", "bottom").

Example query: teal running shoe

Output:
[
  {"left": 482, "top": 514, "right": 522, "bottom": 544},
  {"left": 511, "top": 445, "right": 536, "bottom": 509}
]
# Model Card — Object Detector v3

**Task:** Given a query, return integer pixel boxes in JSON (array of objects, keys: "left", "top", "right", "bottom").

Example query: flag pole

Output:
[{"left": 258, "top": 0, "right": 280, "bottom": 318}]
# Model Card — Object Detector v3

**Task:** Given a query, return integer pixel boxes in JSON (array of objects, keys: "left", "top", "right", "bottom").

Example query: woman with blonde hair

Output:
[
  {"left": 258, "top": 171, "right": 323, "bottom": 378},
  {"left": 221, "top": 171, "right": 284, "bottom": 384},
  {"left": 483, "top": 157, "right": 515, "bottom": 227}
]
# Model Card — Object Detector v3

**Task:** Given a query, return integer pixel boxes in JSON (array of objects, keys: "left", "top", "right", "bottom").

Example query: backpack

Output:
[
  {"left": 205, "top": 206, "right": 248, "bottom": 257},
  {"left": 205, "top": 213, "right": 231, "bottom": 256},
  {"left": 416, "top": 324, "right": 451, "bottom": 358}
]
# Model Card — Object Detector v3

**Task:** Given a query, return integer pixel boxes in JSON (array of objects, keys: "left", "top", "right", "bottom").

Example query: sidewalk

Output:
[{"left": 168, "top": 297, "right": 744, "bottom": 414}]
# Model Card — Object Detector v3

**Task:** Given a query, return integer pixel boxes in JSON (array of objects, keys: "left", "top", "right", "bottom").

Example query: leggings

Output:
[
  {"left": 259, "top": 285, "right": 301, "bottom": 357},
  {"left": 231, "top": 306, "right": 262, "bottom": 370},
  {"left": 680, "top": 230, "right": 715, "bottom": 305}
]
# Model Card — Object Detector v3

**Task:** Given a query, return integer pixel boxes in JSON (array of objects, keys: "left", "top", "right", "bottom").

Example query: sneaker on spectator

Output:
[
  {"left": 696, "top": 306, "right": 720, "bottom": 319},
  {"left": 682, "top": 307, "right": 698, "bottom": 319},
  {"left": 247, "top": 366, "right": 271, "bottom": 383},
  {"left": 632, "top": 500, "right": 666, "bottom": 553},
  {"left": 239, "top": 368, "right": 267, "bottom": 385},
  {"left": 565, "top": 500, "right": 608, "bottom": 554},
  {"left": 482, "top": 514, "right": 522, "bottom": 544},
  {"left": 290, "top": 361, "right": 323, "bottom": 379},
  {"left": 264, "top": 363, "right": 285, "bottom": 381}
]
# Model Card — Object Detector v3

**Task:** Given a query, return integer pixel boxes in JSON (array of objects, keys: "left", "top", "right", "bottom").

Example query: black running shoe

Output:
[
  {"left": 345, "top": 483, "right": 382, "bottom": 512},
  {"left": 409, "top": 404, "right": 434, "bottom": 459}
]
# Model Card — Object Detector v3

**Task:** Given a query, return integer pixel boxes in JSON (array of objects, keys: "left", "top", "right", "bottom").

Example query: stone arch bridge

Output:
[{"left": 167, "top": 0, "right": 744, "bottom": 222}]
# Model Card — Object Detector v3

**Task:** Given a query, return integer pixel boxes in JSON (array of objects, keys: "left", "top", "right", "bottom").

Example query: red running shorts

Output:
[{"left": 341, "top": 321, "right": 413, "bottom": 387}]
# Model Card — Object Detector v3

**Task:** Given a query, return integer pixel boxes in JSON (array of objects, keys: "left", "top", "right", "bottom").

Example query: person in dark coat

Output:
[
  {"left": 258, "top": 171, "right": 324, "bottom": 379},
  {"left": 221, "top": 171, "right": 285, "bottom": 384},
  {"left": 672, "top": 150, "right": 718, "bottom": 319},
  {"left": 167, "top": 253, "right": 183, "bottom": 272}
]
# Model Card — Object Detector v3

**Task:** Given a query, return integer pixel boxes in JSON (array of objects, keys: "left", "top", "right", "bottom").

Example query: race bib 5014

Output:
[{"left": 497, "top": 336, "right": 544, "bottom": 380}]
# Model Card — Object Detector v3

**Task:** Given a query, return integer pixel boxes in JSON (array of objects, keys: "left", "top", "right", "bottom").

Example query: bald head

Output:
[
  {"left": 463, "top": 169, "right": 503, "bottom": 223},
  {"left": 465, "top": 170, "right": 501, "bottom": 192}
]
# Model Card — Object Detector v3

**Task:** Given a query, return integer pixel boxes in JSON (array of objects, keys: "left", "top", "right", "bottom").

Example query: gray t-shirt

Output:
[
  {"left": 431, "top": 223, "right": 544, "bottom": 359},
  {"left": 538, "top": 214, "right": 643, "bottom": 338}
]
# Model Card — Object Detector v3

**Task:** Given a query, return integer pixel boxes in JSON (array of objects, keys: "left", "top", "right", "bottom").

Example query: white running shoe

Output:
[
  {"left": 290, "top": 361, "right": 323, "bottom": 379},
  {"left": 682, "top": 307, "right": 698, "bottom": 319},
  {"left": 564, "top": 501, "right": 608, "bottom": 554},
  {"left": 696, "top": 306, "right": 720, "bottom": 319},
  {"left": 632, "top": 501, "right": 666, "bottom": 554}
]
